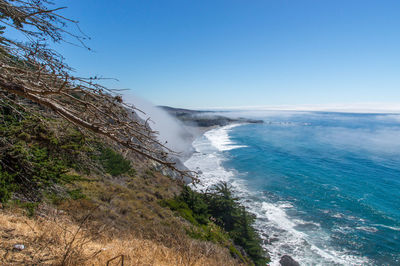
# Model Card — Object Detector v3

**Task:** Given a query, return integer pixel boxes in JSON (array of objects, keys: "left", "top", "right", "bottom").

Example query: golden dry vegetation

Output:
[{"left": 0, "top": 208, "right": 240, "bottom": 265}]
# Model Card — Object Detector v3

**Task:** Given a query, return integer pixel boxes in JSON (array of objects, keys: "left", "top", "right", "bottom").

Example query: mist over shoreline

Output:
[
  {"left": 123, "top": 93, "right": 201, "bottom": 158},
  {"left": 121, "top": 94, "right": 400, "bottom": 159}
]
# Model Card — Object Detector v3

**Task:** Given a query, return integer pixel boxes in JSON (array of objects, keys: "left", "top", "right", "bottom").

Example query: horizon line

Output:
[{"left": 187, "top": 103, "right": 400, "bottom": 114}]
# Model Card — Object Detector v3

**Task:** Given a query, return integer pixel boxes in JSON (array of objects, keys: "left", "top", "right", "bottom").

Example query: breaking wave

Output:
[{"left": 184, "top": 124, "right": 372, "bottom": 265}]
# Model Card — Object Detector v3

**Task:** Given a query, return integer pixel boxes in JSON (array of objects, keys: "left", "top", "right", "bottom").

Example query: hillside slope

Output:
[{"left": 0, "top": 101, "right": 268, "bottom": 265}]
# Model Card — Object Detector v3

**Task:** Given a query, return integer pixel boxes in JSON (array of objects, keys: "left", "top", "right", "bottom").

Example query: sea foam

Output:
[{"left": 204, "top": 124, "right": 248, "bottom": 151}]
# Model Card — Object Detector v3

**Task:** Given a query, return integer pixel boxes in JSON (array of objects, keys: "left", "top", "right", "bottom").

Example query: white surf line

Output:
[
  {"left": 204, "top": 124, "right": 248, "bottom": 151},
  {"left": 185, "top": 123, "right": 371, "bottom": 266}
]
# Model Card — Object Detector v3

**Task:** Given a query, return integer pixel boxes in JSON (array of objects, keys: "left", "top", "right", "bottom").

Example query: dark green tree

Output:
[
  {"left": 179, "top": 186, "right": 209, "bottom": 224},
  {"left": 205, "top": 182, "right": 240, "bottom": 231},
  {"left": 177, "top": 182, "right": 269, "bottom": 265}
]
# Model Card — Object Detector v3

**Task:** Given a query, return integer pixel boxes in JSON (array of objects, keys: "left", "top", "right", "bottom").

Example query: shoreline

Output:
[
  {"left": 183, "top": 124, "right": 303, "bottom": 265},
  {"left": 183, "top": 123, "right": 280, "bottom": 262},
  {"left": 183, "top": 123, "right": 271, "bottom": 264},
  {"left": 179, "top": 123, "right": 245, "bottom": 162},
  {"left": 182, "top": 122, "right": 371, "bottom": 266}
]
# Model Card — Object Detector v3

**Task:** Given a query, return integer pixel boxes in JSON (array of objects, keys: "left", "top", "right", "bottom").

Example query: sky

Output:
[{"left": 44, "top": 1, "right": 400, "bottom": 109}]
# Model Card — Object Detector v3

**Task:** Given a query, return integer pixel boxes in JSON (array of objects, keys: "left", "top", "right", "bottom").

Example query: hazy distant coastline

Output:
[{"left": 159, "top": 105, "right": 264, "bottom": 127}]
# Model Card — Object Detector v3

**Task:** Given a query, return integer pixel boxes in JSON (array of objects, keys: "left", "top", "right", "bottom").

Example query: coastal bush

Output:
[
  {"left": 0, "top": 137, "right": 69, "bottom": 201},
  {"left": 0, "top": 166, "right": 16, "bottom": 203},
  {"left": 161, "top": 198, "right": 199, "bottom": 225},
  {"left": 205, "top": 183, "right": 268, "bottom": 265},
  {"left": 67, "top": 189, "right": 86, "bottom": 200},
  {"left": 97, "top": 147, "right": 132, "bottom": 176},
  {"left": 0, "top": 103, "right": 88, "bottom": 202},
  {"left": 180, "top": 185, "right": 209, "bottom": 224},
  {"left": 163, "top": 183, "right": 269, "bottom": 265}
]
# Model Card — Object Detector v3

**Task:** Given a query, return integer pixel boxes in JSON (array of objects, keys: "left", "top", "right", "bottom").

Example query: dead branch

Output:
[{"left": 0, "top": 0, "right": 197, "bottom": 181}]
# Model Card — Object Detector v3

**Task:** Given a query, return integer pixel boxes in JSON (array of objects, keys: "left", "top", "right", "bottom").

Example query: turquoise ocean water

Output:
[{"left": 185, "top": 111, "right": 400, "bottom": 265}]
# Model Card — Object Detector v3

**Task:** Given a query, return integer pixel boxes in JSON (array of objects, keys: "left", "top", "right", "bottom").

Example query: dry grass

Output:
[{"left": 0, "top": 209, "right": 240, "bottom": 265}]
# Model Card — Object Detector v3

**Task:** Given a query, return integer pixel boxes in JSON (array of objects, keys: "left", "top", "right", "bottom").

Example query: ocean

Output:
[{"left": 184, "top": 111, "right": 400, "bottom": 265}]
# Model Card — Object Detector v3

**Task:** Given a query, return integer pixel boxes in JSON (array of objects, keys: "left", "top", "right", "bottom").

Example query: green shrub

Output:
[
  {"left": 0, "top": 104, "right": 87, "bottom": 202},
  {"left": 30, "top": 145, "right": 68, "bottom": 186},
  {"left": 161, "top": 198, "right": 198, "bottom": 225},
  {"left": 22, "top": 202, "right": 39, "bottom": 217},
  {"left": 98, "top": 147, "right": 131, "bottom": 176},
  {"left": 68, "top": 189, "right": 86, "bottom": 200},
  {"left": 205, "top": 182, "right": 268, "bottom": 265},
  {"left": 45, "top": 192, "right": 65, "bottom": 205},
  {"left": 163, "top": 183, "right": 269, "bottom": 265},
  {"left": 179, "top": 186, "right": 209, "bottom": 225},
  {"left": 0, "top": 141, "right": 68, "bottom": 201},
  {"left": 0, "top": 166, "right": 17, "bottom": 203},
  {"left": 12, "top": 201, "right": 39, "bottom": 217}
]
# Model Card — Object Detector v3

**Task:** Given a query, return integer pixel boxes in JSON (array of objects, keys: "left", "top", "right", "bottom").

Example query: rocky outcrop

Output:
[{"left": 280, "top": 255, "right": 300, "bottom": 266}]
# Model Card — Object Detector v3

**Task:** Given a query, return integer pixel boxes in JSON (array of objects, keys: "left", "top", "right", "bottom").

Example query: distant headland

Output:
[{"left": 159, "top": 106, "right": 264, "bottom": 127}]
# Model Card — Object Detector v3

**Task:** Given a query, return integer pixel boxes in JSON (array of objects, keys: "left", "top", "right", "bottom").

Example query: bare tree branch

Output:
[{"left": 0, "top": 0, "right": 197, "bottom": 181}]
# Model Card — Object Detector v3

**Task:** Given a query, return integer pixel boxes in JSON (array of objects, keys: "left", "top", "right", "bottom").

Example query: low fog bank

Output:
[
  {"left": 219, "top": 110, "right": 400, "bottom": 158},
  {"left": 207, "top": 103, "right": 400, "bottom": 114},
  {"left": 123, "top": 93, "right": 200, "bottom": 159}
]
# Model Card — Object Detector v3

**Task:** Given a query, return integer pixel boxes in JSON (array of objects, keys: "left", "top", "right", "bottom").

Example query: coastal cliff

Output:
[{"left": 0, "top": 100, "right": 269, "bottom": 265}]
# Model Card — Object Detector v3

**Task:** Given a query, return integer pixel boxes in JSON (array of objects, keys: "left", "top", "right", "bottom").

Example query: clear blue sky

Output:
[{"left": 53, "top": 0, "right": 400, "bottom": 108}]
